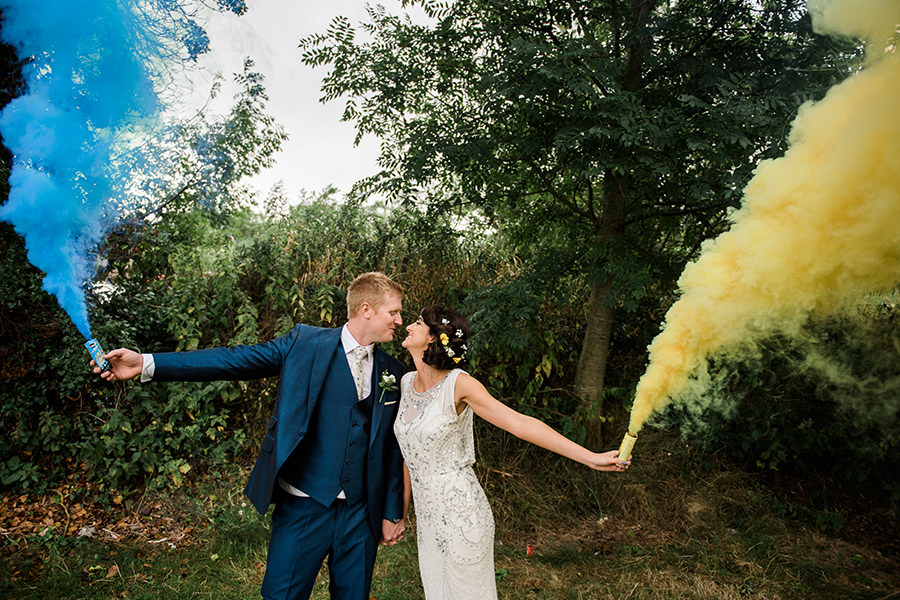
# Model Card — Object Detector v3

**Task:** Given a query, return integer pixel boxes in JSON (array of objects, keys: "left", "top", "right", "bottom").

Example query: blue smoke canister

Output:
[{"left": 85, "top": 338, "right": 110, "bottom": 372}]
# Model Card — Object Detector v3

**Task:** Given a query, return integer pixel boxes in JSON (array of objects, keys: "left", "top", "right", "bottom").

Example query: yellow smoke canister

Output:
[{"left": 617, "top": 431, "right": 637, "bottom": 461}]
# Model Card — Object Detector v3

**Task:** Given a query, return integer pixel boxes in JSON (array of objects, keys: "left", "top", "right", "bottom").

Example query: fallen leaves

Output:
[
  {"left": 1, "top": 465, "right": 257, "bottom": 585},
  {"left": 1, "top": 487, "right": 197, "bottom": 547},
  {"left": 1, "top": 486, "right": 206, "bottom": 585},
  {"left": 0, "top": 468, "right": 210, "bottom": 586}
]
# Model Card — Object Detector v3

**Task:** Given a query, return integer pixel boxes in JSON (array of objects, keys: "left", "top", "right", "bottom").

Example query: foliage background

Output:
[
  {"left": 2, "top": 187, "right": 898, "bottom": 513},
  {"left": 1, "top": 7, "right": 898, "bottom": 595}
]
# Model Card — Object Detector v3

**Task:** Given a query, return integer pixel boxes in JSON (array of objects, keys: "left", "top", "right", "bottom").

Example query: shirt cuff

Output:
[{"left": 141, "top": 354, "right": 155, "bottom": 382}]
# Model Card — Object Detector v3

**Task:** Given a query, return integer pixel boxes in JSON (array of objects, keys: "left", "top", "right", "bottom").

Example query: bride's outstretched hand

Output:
[{"left": 589, "top": 449, "right": 631, "bottom": 472}]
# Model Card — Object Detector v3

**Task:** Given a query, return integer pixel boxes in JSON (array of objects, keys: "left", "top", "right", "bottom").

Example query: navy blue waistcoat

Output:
[{"left": 279, "top": 345, "right": 373, "bottom": 506}]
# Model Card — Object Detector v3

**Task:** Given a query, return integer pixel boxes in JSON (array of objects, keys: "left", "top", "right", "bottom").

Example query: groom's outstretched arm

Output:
[{"left": 151, "top": 327, "right": 304, "bottom": 382}]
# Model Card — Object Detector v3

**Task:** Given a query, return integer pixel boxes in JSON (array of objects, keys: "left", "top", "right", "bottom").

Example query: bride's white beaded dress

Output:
[{"left": 394, "top": 369, "right": 497, "bottom": 600}]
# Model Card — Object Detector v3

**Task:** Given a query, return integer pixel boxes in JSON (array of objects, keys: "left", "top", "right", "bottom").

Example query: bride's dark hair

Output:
[{"left": 420, "top": 305, "right": 469, "bottom": 370}]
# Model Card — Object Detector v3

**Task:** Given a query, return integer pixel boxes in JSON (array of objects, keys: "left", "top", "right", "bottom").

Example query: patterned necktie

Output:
[{"left": 351, "top": 346, "right": 368, "bottom": 399}]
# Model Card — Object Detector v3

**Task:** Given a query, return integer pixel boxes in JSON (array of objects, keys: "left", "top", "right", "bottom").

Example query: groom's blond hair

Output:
[{"left": 346, "top": 272, "right": 404, "bottom": 319}]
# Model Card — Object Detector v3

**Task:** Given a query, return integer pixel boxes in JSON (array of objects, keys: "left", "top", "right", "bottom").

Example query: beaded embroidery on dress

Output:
[{"left": 394, "top": 369, "right": 497, "bottom": 600}]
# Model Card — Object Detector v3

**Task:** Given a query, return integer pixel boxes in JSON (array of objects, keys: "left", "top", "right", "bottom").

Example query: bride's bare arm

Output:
[{"left": 455, "top": 372, "right": 629, "bottom": 471}]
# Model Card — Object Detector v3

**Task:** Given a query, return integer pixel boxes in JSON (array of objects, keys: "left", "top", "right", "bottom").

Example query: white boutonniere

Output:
[{"left": 378, "top": 370, "right": 398, "bottom": 404}]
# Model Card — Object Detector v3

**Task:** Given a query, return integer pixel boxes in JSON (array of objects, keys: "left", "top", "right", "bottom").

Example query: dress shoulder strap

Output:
[{"left": 443, "top": 368, "right": 468, "bottom": 419}]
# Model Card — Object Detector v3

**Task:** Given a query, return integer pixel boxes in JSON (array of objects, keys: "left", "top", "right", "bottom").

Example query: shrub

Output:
[{"left": 658, "top": 297, "right": 900, "bottom": 509}]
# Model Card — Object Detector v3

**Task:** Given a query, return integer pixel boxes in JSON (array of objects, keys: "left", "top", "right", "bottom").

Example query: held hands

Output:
[
  {"left": 588, "top": 449, "right": 632, "bottom": 472},
  {"left": 381, "top": 518, "right": 406, "bottom": 546},
  {"left": 90, "top": 348, "right": 142, "bottom": 382}
]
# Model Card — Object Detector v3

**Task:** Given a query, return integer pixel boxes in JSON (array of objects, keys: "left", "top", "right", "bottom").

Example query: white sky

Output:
[{"left": 190, "top": 0, "right": 428, "bottom": 202}]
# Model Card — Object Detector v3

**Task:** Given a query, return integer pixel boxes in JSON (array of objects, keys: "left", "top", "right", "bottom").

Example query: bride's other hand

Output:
[{"left": 381, "top": 518, "right": 406, "bottom": 546}]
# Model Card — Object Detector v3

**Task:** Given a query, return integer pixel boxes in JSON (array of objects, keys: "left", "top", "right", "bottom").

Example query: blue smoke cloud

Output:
[
  {"left": 0, "top": 0, "right": 160, "bottom": 339},
  {"left": 0, "top": 0, "right": 246, "bottom": 339}
]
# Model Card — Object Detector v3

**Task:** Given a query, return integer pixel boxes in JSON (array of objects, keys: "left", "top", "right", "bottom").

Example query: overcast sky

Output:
[{"left": 191, "top": 0, "right": 427, "bottom": 202}]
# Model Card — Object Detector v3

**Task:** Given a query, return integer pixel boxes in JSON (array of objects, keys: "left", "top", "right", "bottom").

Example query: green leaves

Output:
[
  {"left": 300, "top": 0, "right": 862, "bottom": 416},
  {"left": 120, "top": 60, "right": 287, "bottom": 220}
]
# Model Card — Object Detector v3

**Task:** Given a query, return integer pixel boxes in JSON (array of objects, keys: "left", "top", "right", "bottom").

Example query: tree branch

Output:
[
  {"left": 528, "top": 162, "right": 600, "bottom": 227},
  {"left": 624, "top": 200, "right": 732, "bottom": 226}
]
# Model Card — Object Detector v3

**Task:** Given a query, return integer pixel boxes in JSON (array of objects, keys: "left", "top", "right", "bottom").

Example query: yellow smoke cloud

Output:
[
  {"left": 808, "top": 0, "right": 900, "bottom": 58},
  {"left": 627, "top": 0, "right": 900, "bottom": 434}
]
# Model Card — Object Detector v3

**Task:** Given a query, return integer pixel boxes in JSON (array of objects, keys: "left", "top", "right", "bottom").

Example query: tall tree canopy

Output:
[{"left": 301, "top": 0, "right": 861, "bottom": 441}]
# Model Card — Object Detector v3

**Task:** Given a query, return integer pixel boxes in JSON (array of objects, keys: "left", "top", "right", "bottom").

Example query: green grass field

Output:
[{"left": 3, "top": 429, "right": 897, "bottom": 599}]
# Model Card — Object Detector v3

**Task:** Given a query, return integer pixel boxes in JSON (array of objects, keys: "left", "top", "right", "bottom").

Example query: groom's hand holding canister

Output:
[{"left": 91, "top": 347, "right": 143, "bottom": 382}]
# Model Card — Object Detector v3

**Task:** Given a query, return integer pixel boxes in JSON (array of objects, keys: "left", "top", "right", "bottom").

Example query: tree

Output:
[
  {"left": 300, "top": 0, "right": 861, "bottom": 442},
  {"left": 118, "top": 57, "right": 288, "bottom": 219}
]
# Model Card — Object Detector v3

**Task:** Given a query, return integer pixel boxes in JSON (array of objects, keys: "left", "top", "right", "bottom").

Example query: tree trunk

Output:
[
  {"left": 574, "top": 276, "right": 616, "bottom": 444},
  {"left": 573, "top": 0, "right": 656, "bottom": 446},
  {"left": 574, "top": 170, "right": 627, "bottom": 445}
]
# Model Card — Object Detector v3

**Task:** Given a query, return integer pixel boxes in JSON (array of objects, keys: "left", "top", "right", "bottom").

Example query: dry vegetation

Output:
[{"left": 4, "top": 428, "right": 896, "bottom": 599}]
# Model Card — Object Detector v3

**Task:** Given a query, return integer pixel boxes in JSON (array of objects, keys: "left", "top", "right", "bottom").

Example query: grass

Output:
[{"left": 2, "top": 429, "right": 898, "bottom": 599}]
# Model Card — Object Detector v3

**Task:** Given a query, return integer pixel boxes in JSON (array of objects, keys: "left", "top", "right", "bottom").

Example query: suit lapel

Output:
[
  {"left": 307, "top": 328, "right": 343, "bottom": 410},
  {"left": 369, "top": 349, "right": 386, "bottom": 448}
]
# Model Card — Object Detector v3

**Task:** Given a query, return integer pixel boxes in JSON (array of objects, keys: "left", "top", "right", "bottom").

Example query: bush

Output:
[
  {"left": 658, "top": 297, "right": 900, "bottom": 509},
  {"left": 4, "top": 190, "right": 899, "bottom": 514}
]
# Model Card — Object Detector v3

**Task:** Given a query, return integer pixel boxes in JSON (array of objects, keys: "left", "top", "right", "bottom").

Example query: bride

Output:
[{"left": 394, "top": 305, "right": 630, "bottom": 600}]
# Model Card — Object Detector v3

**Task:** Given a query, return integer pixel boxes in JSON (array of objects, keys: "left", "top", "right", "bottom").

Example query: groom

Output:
[{"left": 92, "top": 272, "right": 408, "bottom": 600}]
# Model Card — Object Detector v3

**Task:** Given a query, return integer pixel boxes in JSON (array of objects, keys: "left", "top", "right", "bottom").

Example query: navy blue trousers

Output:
[{"left": 261, "top": 494, "right": 378, "bottom": 600}]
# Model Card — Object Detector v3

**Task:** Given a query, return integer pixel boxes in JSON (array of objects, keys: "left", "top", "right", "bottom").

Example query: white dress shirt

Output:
[{"left": 340, "top": 324, "right": 374, "bottom": 399}]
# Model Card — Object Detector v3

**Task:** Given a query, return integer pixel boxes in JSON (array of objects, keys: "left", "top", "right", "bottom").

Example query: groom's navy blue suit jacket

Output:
[{"left": 152, "top": 324, "right": 407, "bottom": 537}]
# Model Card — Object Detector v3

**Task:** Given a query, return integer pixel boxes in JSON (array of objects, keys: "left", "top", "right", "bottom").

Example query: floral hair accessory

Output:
[
  {"left": 441, "top": 318, "right": 450, "bottom": 325},
  {"left": 439, "top": 331, "right": 465, "bottom": 364}
]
